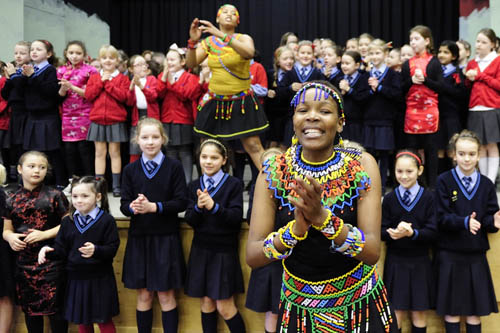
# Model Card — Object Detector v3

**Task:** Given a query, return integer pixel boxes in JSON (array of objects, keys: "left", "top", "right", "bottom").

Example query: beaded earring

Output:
[
  {"left": 338, "top": 135, "right": 344, "bottom": 147},
  {"left": 292, "top": 135, "right": 299, "bottom": 146}
]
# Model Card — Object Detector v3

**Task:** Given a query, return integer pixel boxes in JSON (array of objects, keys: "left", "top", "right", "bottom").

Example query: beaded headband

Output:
[
  {"left": 200, "top": 139, "right": 227, "bottom": 157},
  {"left": 217, "top": 4, "right": 240, "bottom": 24},
  {"left": 395, "top": 151, "right": 422, "bottom": 166},
  {"left": 290, "top": 82, "right": 345, "bottom": 120}
]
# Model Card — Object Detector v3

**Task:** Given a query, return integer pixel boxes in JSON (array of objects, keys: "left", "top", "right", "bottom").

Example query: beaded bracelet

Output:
[
  {"left": 227, "top": 35, "right": 235, "bottom": 45},
  {"left": 278, "top": 220, "right": 308, "bottom": 249},
  {"left": 263, "top": 232, "right": 291, "bottom": 260},
  {"left": 311, "top": 209, "right": 344, "bottom": 240},
  {"left": 330, "top": 224, "right": 365, "bottom": 257},
  {"left": 187, "top": 39, "right": 197, "bottom": 50}
]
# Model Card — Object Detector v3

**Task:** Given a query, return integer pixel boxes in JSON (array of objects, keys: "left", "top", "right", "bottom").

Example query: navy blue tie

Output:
[
  {"left": 347, "top": 75, "right": 353, "bottom": 85},
  {"left": 34, "top": 65, "right": 40, "bottom": 74},
  {"left": 462, "top": 176, "right": 472, "bottom": 192},
  {"left": 145, "top": 160, "right": 157, "bottom": 174},
  {"left": 77, "top": 215, "right": 92, "bottom": 228},
  {"left": 402, "top": 190, "right": 411, "bottom": 206},
  {"left": 373, "top": 70, "right": 381, "bottom": 79},
  {"left": 300, "top": 67, "right": 307, "bottom": 78},
  {"left": 207, "top": 177, "right": 215, "bottom": 192}
]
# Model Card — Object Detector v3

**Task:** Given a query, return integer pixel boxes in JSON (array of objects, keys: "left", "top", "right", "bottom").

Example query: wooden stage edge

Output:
[{"left": 11, "top": 217, "right": 500, "bottom": 333}]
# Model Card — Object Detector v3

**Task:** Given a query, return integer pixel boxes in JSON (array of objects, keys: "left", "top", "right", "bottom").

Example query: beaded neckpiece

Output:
[{"left": 263, "top": 144, "right": 371, "bottom": 214}]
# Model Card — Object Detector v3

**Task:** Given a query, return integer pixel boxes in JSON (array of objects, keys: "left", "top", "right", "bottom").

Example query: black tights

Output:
[
  {"left": 24, "top": 313, "right": 68, "bottom": 333},
  {"left": 63, "top": 141, "right": 94, "bottom": 177}
]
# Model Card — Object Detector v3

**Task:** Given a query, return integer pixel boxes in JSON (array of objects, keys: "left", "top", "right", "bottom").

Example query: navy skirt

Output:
[
  {"left": 383, "top": 253, "right": 434, "bottom": 311},
  {"left": 23, "top": 113, "right": 61, "bottom": 151},
  {"left": 435, "top": 250, "right": 498, "bottom": 316},
  {"left": 342, "top": 121, "right": 364, "bottom": 145},
  {"left": 122, "top": 234, "right": 185, "bottom": 291},
  {"left": 363, "top": 125, "right": 395, "bottom": 150},
  {"left": 194, "top": 92, "right": 269, "bottom": 140},
  {"left": 8, "top": 106, "right": 28, "bottom": 145},
  {"left": 163, "top": 123, "right": 194, "bottom": 146},
  {"left": 437, "top": 117, "right": 462, "bottom": 149},
  {"left": 245, "top": 260, "right": 283, "bottom": 314},
  {"left": 184, "top": 246, "right": 244, "bottom": 300},
  {"left": 65, "top": 272, "right": 119, "bottom": 324}
]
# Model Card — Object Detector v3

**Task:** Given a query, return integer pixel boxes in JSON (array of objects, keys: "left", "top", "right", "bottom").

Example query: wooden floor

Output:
[{"left": 9, "top": 167, "right": 500, "bottom": 332}]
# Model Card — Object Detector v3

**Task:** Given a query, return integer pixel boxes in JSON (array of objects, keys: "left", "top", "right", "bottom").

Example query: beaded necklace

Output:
[
  {"left": 204, "top": 34, "right": 251, "bottom": 81},
  {"left": 263, "top": 144, "right": 371, "bottom": 214}
]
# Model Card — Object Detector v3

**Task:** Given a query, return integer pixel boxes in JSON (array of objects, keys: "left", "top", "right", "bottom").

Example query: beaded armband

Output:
[
  {"left": 311, "top": 209, "right": 344, "bottom": 240},
  {"left": 222, "top": 34, "right": 232, "bottom": 44},
  {"left": 330, "top": 224, "right": 365, "bottom": 257},
  {"left": 263, "top": 232, "right": 291, "bottom": 260},
  {"left": 187, "top": 39, "right": 197, "bottom": 50},
  {"left": 278, "top": 220, "right": 308, "bottom": 249}
]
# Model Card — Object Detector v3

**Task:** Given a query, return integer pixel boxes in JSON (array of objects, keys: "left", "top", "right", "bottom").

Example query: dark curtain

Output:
[{"left": 66, "top": 0, "right": 459, "bottom": 69}]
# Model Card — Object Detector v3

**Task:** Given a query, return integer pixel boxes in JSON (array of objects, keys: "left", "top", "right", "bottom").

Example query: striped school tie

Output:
[
  {"left": 462, "top": 176, "right": 472, "bottom": 192},
  {"left": 77, "top": 215, "right": 92, "bottom": 228},
  {"left": 145, "top": 160, "right": 158, "bottom": 174},
  {"left": 402, "top": 190, "right": 411, "bottom": 205},
  {"left": 207, "top": 177, "right": 215, "bottom": 192}
]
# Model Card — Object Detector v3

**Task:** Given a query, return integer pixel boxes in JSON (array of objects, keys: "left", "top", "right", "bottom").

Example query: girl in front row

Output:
[
  {"left": 382, "top": 150, "right": 437, "bottom": 333},
  {"left": 120, "top": 117, "right": 188, "bottom": 333},
  {"left": 436, "top": 130, "right": 500, "bottom": 333},
  {"left": 2, "top": 151, "right": 69, "bottom": 333},
  {"left": 85, "top": 45, "right": 130, "bottom": 197},
  {"left": 184, "top": 139, "right": 246, "bottom": 333},
  {"left": 38, "top": 176, "right": 119, "bottom": 333}
]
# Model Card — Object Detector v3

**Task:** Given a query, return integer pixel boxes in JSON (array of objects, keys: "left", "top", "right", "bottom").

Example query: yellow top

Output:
[{"left": 202, "top": 34, "right": 251, "bottom": 96}]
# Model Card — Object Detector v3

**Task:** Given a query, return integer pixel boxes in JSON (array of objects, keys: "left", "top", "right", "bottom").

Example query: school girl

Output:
[
  {"left": 157, "top": 44, "right": 201, "bottom": 184},
  {"left": 23, "top": 40, "right": 66, "bottom": 187},
  {"left": 465, "top": 28, "right": 500, "bottom": 184},
  {"left": 401, "top": 25, "right": 442, "bottom": 188},
  {"left": 184, "top": 139, "right": 246, "bottom": 333},
  {"left": 2, "top": 151, "right": 69, "bottom": 333},
  {"left": 436, "top": 130, "right": 500, "bottom": 333},
  {"left": 120, "top": 117, "right": 188, "bottom": 333},
  {"left": 382, "top": 150, "right": 437, "bottom": 333},
  {"left": 364, "top": 39, "right": 402, "bottom": 192},
  {"left": 1, "top": 41, "right": 30, "bottom": 180},
  {"left": 85, "top": 45, "right": 130, "bottom": 197},
  {"left": 436, "top": 41, "right": 467, "bottom": 173},
  {"left": 127, "top": 54, "right": 160, "bottom": 163},
  {"left": 323, "top": 44, "right": 342, "bottom": 85},
  {"left": 38, "top": 176, "right": 119, "bottom": 333},
  {"left": 336, "top": 50, "right": 370, "bottom": 144},
  {"left": 57, "top": 40, "right": 98, "bottom": 178}
]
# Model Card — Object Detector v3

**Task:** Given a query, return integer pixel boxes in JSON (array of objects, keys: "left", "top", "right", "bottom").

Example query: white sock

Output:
[
  {"left": 479, "top": 157, "right": 488, "bottom": 176},
  {"left": 487, "top": 157, "right": 499, "bottom": 184}
]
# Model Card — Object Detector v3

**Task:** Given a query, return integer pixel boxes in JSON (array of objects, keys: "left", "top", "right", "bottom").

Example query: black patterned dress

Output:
[{"left": 4, "top": 185, "right": 68, "bottom": 315}]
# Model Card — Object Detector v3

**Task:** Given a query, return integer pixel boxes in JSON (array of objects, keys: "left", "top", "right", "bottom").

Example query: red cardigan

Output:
[
  {"left": 250, "top": 61, "right": 268, "bottom": 105},
  {"left": 127, "top": 75, "right": 160, "bottom": 126},
  {"left": 0, "top": 78, "right": 10, "bottom": 130},
  {"left": 466, "top": 56, "right": 500, "bottom": 109},
  {"left": 157, "top": 71, "right": 202, "bottom": 125},
  {"left": 85, "top": 72, "right": 130, "bottom": 125}
]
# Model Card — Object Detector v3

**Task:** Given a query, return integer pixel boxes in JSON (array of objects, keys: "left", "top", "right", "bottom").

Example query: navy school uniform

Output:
[
  {"left": 363, "top": 65, "right": 402, "bottom": 150},
  {"left": 381, "top": 184, "right": 437, "bottom": 310},
  {"left": 324, "top": 65, "right": 342, "bottom": 86},
  {"left": 49, "top": 209, "right": 119, "bottom": 324},
  {"left": 333, "top": 70, "right": 370, "bottom": 144},
  {"left": 120, "top": 152, "right": 189, "bottom": 291},
  {"left": 277, "top": 63, "right": 325, "bottom": 146},
  {"left": 435, "top": 168, "right": 499, "bottom": 316},
  {"left": 1, "top": 68, "right": 28, "bottom": 146},
  {"left": 436, "top": 64, "right": 467, "bottom": 149},
  {"left": 184, "top": 171, "right": 244, "bottom": 300},
  {"left": 265, "top": 68, "right": 291, "bottom": 144},
  {"left": 23, "top": 62, "right": 62, "bottom": 151},
  {"left": 244, "top": 180, "right": 287, "bottom": 314}
]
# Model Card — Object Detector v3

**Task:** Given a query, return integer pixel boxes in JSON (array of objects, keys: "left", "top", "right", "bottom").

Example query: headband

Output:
[
  {"left": 200, "top": 139, "right": 227, "bottom": 156},
  {"left": 169, "top": 43, "right": 186, "bottom": 56},
  {"left": 217, "top": 4, "right": 240, "bottom": 24},
  {"left": 290, "top": 82, "right": 345, "bottom": 120},
  {"left": 396, "top": 152, "right": 422, "bottom": 166}
]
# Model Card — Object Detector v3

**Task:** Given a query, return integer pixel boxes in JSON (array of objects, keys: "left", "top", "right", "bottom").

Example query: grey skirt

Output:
[
  {"left": 87, "top": 122, "right": 128, "bottom": 142},
  {"left": 467, "top": 109, "right": 500, "bottom": 144},
  {"left": 163, "top": 123, "right": 193, "bottom": 146}
]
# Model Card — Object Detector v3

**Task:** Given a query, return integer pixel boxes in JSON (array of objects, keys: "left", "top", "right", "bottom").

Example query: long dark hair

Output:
[{"left": 68, "top": 176, "right": 109, "bottom": 219}]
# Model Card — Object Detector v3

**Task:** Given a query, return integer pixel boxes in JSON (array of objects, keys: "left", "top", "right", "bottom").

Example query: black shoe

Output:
[{"left": 112, "top": 187, "right": 121, "bottom": 197}]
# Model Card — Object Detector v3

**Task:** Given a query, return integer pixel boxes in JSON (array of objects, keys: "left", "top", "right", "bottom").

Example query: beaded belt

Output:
[
  {"left": 197, "top": 89, "right": 259, "bottom": 120},
  {"left": 280, "top": 262, "right": 393, "bottom": 333}
]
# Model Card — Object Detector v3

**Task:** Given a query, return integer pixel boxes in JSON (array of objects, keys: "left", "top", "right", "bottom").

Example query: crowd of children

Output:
[{"left": 1, "top": 16, "right": 500, "bottom": 333}]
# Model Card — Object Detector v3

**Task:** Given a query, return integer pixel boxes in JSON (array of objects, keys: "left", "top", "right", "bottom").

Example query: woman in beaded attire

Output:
[
  {"left": 186, "top": 4, "right": 268, "bottom": 169},
  {"left": 247, "top": 81, "right": 397, "bottom": 332}
]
